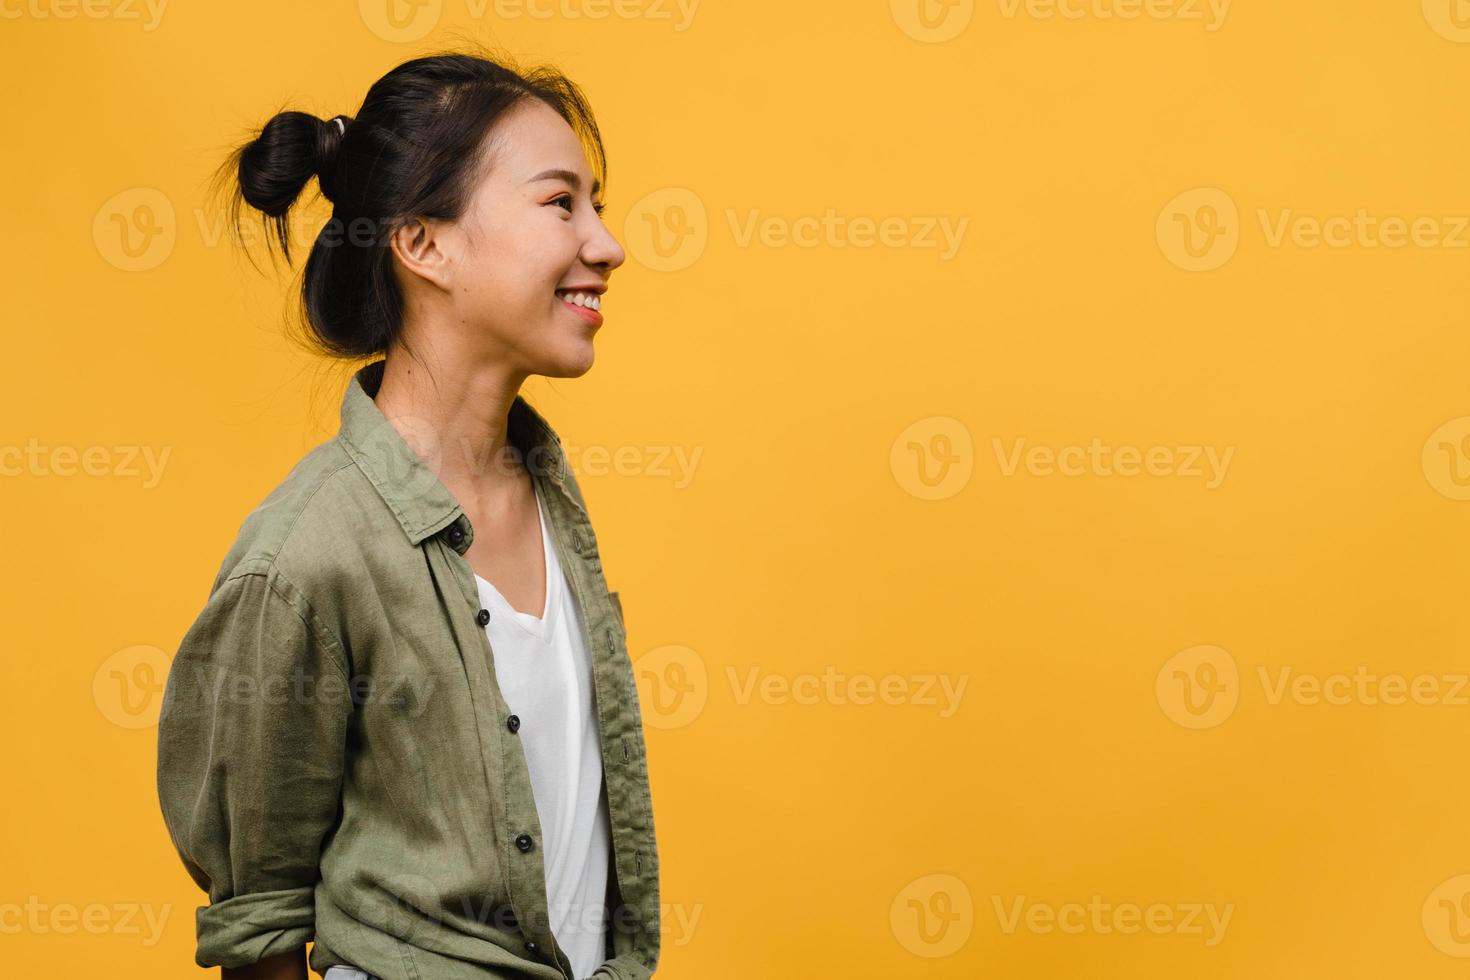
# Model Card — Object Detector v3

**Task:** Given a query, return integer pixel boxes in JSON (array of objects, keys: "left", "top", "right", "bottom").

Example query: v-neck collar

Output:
[{"left": 473, "top": 482, "right": 559, "bottom": 642}]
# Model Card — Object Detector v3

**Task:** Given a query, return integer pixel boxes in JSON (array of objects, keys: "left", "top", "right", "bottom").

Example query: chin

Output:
[{"left": 541, "top": 341, "right": 596, "bottom": 379}]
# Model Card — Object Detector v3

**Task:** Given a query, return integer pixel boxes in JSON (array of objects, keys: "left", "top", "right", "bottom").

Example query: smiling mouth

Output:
[
  {"left": 554, "top": 289, "right": 602, "bottom": 312},
  {"left": 555, "top": 290, "right": 604, "bottom": 325}
]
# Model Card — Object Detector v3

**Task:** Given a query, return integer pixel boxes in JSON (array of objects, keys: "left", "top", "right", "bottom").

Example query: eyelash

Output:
[{"left": 553, "top": 193, "right": 606, "bottom": 217}]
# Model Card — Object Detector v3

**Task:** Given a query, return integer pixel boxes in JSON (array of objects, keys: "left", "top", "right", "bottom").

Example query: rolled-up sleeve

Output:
[
  {"left": 592, "top": 953, "right": 657, "bottom": 979},
  {"left": 156, "top": 563, "right": 351, "bottom": 969}
]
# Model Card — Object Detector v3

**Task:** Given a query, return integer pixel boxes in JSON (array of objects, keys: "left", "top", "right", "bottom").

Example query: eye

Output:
[{"left": 552, "top": 193, "right": 608, "bottom": 217}]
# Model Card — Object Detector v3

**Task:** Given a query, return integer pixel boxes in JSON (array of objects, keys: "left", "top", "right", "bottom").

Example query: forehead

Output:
[{"left": 483, "top": 99, "right": 596, "bottom": 192}]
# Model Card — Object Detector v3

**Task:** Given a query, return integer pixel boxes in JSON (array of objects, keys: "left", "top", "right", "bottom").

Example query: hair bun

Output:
[
  {"left": 315, "top": 115, "right": 351, "bottom": 202},
  {"left": 235, "top": 110, "right": 349, "bottom": 219}
]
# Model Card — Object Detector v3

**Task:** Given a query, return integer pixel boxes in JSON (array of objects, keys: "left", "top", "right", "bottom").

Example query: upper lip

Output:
[{"left": 556, "top": 283, "right": 607, "bottom": 295}]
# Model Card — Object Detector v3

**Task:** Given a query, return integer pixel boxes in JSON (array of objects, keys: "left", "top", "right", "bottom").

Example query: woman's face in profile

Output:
[{"left": 449, "top": 98, "right": 625, "bottom": 379}]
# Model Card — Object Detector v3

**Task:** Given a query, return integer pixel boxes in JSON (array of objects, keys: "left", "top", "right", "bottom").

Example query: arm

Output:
[
  {"left": 591, "top": 952, "right": 657, "bottom": 979},
  {"left": 156, "top": 565, "right": 351, "bottom": 972},
  {"left": 222, "top": 947, "right": 307, "bottom": 980}
]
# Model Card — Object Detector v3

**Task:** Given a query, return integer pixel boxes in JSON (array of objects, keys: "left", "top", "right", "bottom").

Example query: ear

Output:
[{"left": 389, "top": 217, "right": 453, "bottom": 291}]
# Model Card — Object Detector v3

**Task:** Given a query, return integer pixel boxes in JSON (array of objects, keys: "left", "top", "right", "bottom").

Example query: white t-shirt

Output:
[{"left": 474, "top": 481, "right": 611, "bottom": 980}]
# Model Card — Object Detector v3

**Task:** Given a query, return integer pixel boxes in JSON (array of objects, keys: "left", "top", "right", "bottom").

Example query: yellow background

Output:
[{"left": 5, "top": 0, "right": 1470, "bottom": 976}]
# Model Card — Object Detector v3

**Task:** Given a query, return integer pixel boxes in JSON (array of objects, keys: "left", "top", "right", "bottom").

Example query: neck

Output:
[{"left": 371, "top": 335, "right": 529, "bottom": 514}]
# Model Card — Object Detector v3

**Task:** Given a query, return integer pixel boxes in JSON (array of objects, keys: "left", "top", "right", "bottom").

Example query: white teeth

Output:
[{"left": 557, "top": 290, "right": 601, "bottom": 311}]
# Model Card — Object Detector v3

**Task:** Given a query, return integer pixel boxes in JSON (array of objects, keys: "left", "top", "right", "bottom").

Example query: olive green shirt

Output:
[{"left": 156, "top": 359, "right": 661, "bottom": 979}]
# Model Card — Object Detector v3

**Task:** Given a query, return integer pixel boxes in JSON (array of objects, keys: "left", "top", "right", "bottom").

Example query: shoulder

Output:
[{"left": 207, "top": 434, "right": 391, "bottom": 599}]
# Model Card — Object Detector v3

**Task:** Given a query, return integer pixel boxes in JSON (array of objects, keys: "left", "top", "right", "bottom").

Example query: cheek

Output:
[
  {"left": 462, "top": 240, "right": 547, "bottom": 307},
  {"left": 457, "top": 207, "right": 576, "bottom": 312}
]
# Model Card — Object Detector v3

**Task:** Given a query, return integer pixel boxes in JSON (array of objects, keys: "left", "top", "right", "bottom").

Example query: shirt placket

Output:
[
  {"left": 534, "top": 466, "right": 658, "bottom": 970},
  {"left": 431, "top": 510, "right": 575, "bottom": 980}
]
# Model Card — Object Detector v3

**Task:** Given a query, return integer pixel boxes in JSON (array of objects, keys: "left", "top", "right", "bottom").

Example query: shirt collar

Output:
[{"left": 336, "top": 358, "right": 574, "bottom": 548}]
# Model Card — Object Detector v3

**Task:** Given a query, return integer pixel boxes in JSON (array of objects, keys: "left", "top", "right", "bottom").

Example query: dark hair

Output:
[{"left": 210, "top": 46, "right": 607, "bottom": 361}]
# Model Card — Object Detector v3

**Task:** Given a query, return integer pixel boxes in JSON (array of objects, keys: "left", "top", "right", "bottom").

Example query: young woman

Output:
[{"left": 156, "top": 51, "right": 660, "bottom": 980}]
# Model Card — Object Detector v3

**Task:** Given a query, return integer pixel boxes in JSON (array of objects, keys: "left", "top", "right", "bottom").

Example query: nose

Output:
[{"left": 581, "top": 216, "right": 626, "bottom": 275}]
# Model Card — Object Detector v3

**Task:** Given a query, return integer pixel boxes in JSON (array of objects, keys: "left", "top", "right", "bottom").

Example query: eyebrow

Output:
[{"left": 528, "top": 168, "right": 602, "bottom": 199}]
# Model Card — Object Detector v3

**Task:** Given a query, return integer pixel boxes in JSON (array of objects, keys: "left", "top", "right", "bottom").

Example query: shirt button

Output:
[
  {"left": 507, "top": 714, "right": 521, "bottom": 733},
  {"left": 524, "top": 940, "right": 540, "bottom": 955},
  {"left": 515, "top": 833, "right": 534, "bottom": 852},
  {"left": 447, "top": 525, "right": 465, "bottom": 545},
  {"left": 477, "top": 608, "right": 491, "bottom": 626}
]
